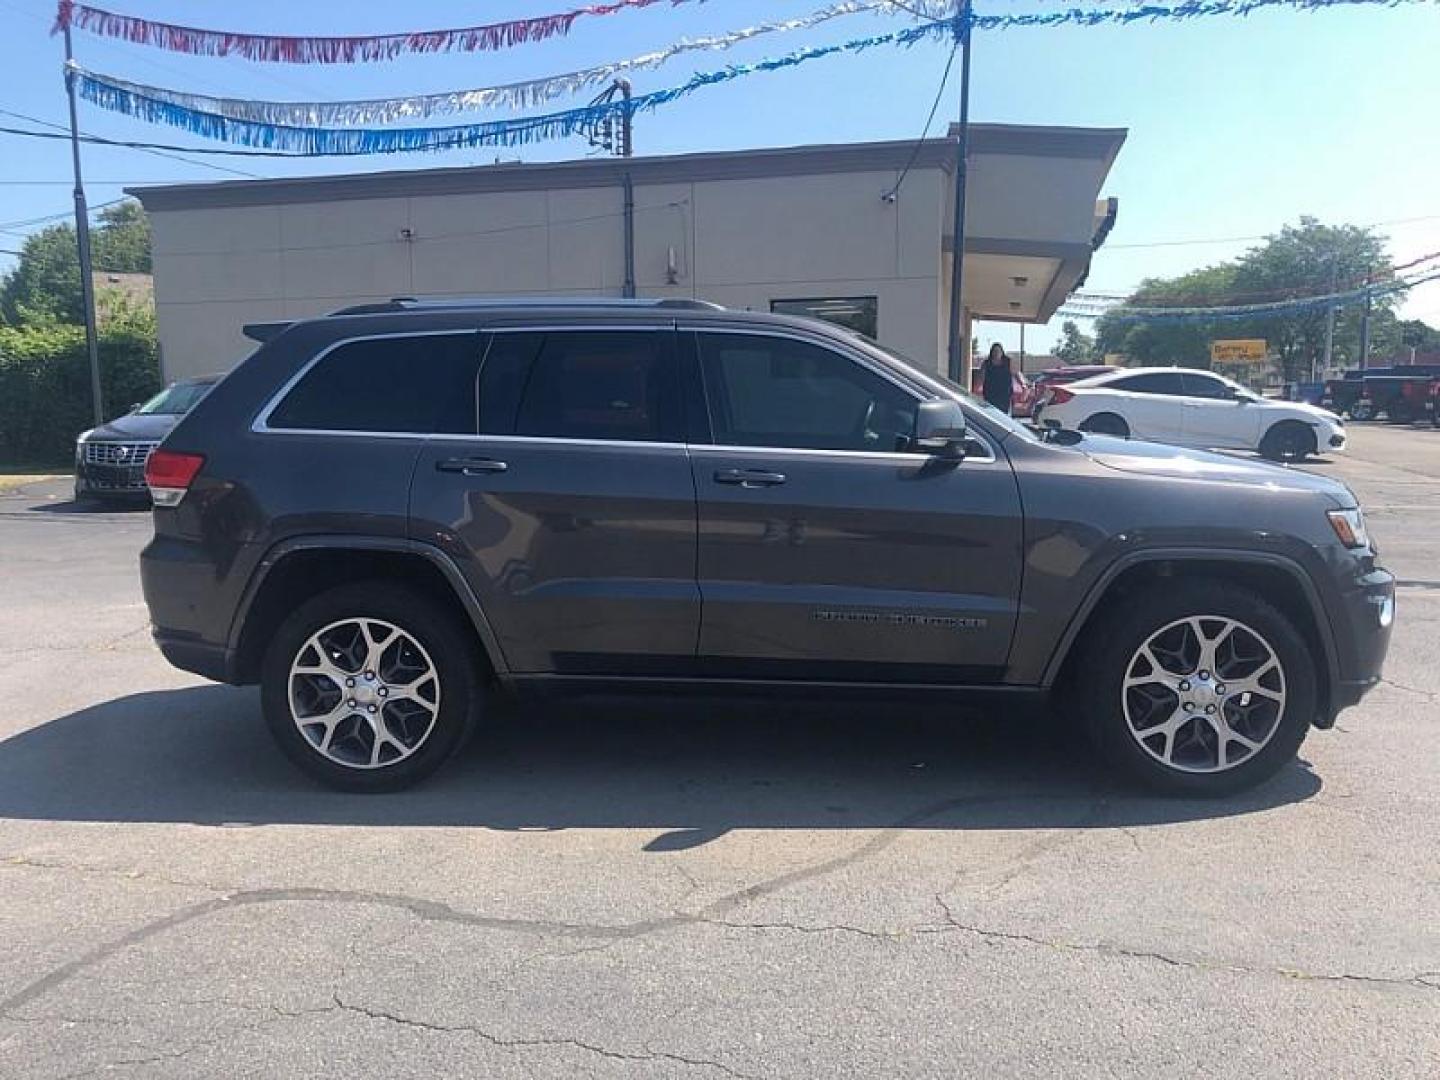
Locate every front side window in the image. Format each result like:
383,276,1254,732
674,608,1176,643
698,332,917,452
267,333,481,433
1181,372,1234,399
1112,372,1187,396
477,330,681,443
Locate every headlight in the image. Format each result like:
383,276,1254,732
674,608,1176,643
1327,508,1370,550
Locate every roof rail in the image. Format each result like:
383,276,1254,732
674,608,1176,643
329,296,725,316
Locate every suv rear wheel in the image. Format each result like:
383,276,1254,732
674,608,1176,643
1076,580,1315,796
261,581,480,792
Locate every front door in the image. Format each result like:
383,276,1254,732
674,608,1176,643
410,327,700,674
686,329,1024,682
1180,371,1262,449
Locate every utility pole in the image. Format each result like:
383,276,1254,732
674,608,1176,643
1321,260,1337,380
1018,323,1025,369
1359,264,1373,370
62,32,104,427
944,3,973,386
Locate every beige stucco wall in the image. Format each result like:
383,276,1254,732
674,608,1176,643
149,165,948,380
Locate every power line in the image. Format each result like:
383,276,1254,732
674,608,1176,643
0,106,264,178
882,38,959,202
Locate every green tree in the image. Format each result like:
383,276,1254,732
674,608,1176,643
0,224,83,324
1054,320,1096,364
92,201,152,274
1096,263,1238,368
1228,216,1392,382
0,200,152,325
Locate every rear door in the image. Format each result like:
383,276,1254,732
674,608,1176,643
685,327,1023,682
410,325,700,675
1103,371,1189,443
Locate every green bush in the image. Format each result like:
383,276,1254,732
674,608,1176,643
0,314,161,465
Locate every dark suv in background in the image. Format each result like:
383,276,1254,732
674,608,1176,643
140,299,1393,795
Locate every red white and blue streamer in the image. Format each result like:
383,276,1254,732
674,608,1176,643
53,0,707,64
72,17,959,154
71,3,900,126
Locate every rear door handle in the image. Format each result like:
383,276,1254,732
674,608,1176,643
435,457,508,476
714,468,786,488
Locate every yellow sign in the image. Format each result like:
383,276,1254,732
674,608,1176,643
1210,339,1267,365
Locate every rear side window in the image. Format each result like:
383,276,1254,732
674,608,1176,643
477,330,681,443
266,333,480,433
697,332,918,452
1111,372,1186,396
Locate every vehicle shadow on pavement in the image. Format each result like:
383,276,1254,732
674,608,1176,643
0,685,1321,843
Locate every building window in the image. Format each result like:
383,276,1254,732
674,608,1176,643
770,297,878,338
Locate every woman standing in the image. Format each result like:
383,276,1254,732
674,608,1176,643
981,343,1014,415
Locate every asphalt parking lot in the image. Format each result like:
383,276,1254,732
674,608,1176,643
1,424,1437,1078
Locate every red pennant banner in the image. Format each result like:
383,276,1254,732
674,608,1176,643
53,0,695,63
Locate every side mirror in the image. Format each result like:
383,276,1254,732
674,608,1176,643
913,399,968,458
129,402,142,413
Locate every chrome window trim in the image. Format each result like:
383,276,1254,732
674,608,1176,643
693,441,998,466
252,328,481,435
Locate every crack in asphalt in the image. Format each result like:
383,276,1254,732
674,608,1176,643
1380,677,1439,701
0,789,1077,1016
928,895,1438,994
331,993,761,1079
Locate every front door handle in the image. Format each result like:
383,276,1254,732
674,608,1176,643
436,456,508,476
714,468,787,488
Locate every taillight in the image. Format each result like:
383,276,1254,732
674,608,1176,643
1048,387,1076,405
144,450,205,507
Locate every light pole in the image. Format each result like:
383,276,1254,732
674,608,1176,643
62,32,105,426
944,3,973,385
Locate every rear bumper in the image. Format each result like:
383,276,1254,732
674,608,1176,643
153,631,234,683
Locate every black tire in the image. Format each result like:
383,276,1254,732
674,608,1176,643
1079,412,1130,437
1074,580,1316,797
261,581,481,792
1258,421,1315,462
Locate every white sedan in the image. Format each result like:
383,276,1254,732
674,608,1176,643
1032,367,1347,462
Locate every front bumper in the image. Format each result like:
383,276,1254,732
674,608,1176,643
1317,562,1394,725
75,460,150,496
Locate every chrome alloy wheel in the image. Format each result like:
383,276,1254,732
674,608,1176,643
1121,616,1287,774
288,618,441,770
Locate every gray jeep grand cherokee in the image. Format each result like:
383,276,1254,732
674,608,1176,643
139,298,1394,795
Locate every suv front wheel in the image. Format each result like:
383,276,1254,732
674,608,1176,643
261,581,480,792
1076,580,1316,796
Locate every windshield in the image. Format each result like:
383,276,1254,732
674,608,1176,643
135,381,213,416
856,335,1041,443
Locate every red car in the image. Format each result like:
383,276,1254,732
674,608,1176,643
969,368,1040,417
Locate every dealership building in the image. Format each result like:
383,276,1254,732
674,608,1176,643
130,122,1125,382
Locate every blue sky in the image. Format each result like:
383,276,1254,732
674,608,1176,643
1,0,1437,352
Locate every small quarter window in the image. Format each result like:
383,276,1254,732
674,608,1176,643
267,334,480,434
